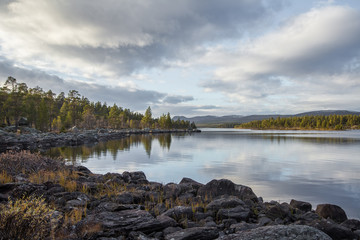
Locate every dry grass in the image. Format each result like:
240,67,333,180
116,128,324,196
0,150,66,177
0,195,60,240
0,170,13,184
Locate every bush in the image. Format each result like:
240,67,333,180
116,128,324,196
0,196,60,240
0,150,66,177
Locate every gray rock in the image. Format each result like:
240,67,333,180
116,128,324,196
197,179,257,202
115,192,134,204
290,199,312,212
156,215,178,228
162,206,194,221
264,202,291,221
217,205,251,222
341,219,360,231
311,219,358,240
89,209,164,236
164,227,219,240
217,225,332,240
206,196,246,212
316,204,347,223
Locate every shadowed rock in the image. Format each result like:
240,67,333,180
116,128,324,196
164,227,219,240
316,204,347,223
290,199,312,212
217,225,332,240
197,179,257,202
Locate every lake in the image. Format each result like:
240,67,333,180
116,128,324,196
45,128,360,219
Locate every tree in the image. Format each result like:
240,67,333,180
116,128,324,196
141,106,152,128
3,77,28,129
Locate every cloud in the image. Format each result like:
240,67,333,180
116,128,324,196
200,5,360,113
0,60,195,111
163,95,194,104
0,0,279,79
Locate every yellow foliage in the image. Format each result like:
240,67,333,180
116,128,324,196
0,196,60,240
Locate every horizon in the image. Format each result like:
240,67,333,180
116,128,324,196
1,0,360,117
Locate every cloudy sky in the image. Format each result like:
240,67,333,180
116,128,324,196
1,0,360,117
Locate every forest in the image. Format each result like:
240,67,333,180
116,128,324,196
235,115,360,130
0,77,196,132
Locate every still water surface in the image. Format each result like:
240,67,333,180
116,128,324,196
45,128,360,218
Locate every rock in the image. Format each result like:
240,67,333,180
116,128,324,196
264,202,291,221
229,222,258,232
197,179,257,202
96,202,135,212
122,171,148,184
311,219,358,240
163,183,182,199
341,219,360,231
290,199,312,212
162,206,194,221
206,195,246,212
217,205,251,222
164,227,219,240
89,209,164,236
218,225,332,240
163,227,182,236
316,204,347,223
115,192,134,204
156,215,178,228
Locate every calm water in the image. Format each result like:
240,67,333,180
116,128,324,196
45,128,360,218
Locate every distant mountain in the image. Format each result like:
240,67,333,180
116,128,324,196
173,110,360,126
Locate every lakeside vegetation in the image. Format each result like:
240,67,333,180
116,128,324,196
235,115,360,130
0,77,196,132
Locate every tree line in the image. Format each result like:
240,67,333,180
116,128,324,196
0,77,196,132
235,115,360,130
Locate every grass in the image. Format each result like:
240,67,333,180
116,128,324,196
0,195,60,240
0,170,13,184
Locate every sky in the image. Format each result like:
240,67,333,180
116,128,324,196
1,0,360,117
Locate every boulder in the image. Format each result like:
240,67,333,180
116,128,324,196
217,225,332,240
316,204,347,223
162,206,194,221
206,195,246,212
164,227,219,240
264,202,291,221
122,171,148,184
341,219,360,231
89,209,164,236
217,205,251,222
290,199,312,212
197,179,257,202
311,219,358,240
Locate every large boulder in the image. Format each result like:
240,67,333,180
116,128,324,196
206,196,246,212
316,204,347,223
87,209,164,236
164,227,219,240
217,225,332,240
290,199,312,212
311,219,358,240
197,179,257,202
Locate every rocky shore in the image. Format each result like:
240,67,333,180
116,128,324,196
0,126,200,152
0,152,359,239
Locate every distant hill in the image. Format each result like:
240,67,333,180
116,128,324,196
173,110,360,127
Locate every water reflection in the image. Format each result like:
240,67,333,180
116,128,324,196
44,129,360,218
46,133,174,163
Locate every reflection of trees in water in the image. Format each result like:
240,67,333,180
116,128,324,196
45,133,174,163
158,134,171,150
263,135,360,145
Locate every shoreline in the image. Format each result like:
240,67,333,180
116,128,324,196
0,151,358,239
0,127,200,152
